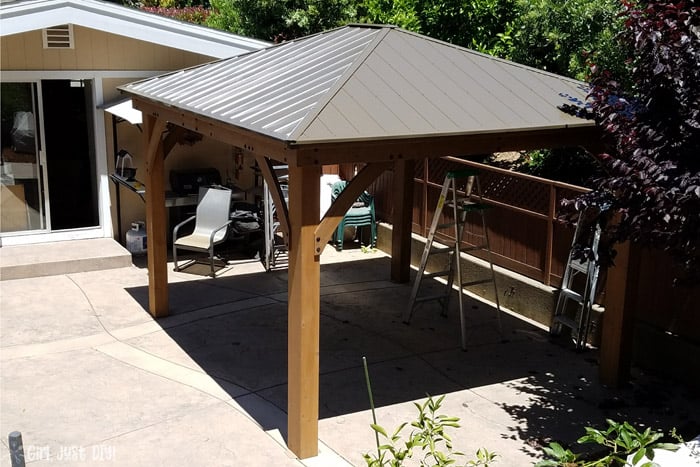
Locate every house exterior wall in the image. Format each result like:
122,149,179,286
1,26,213,71
2,25,258,246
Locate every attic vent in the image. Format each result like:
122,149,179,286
43,25,74,49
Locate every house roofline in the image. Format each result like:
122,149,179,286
0,0,269,58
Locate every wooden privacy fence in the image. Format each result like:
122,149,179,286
343,157,589,287
338,157,700,359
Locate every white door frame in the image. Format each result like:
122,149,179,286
1,70,158,246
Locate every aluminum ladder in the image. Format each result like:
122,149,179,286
550,209,603,350
404,168,501,349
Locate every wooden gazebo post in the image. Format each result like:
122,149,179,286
286,163,322,458
391,159,415,283
143,114,169,318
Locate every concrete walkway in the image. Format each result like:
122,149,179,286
1,247,698,466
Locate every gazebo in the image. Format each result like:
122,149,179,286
120,24,607,459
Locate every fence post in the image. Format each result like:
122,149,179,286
600,237,637,387
422,158,429,237
9,431,25,467
543,184,556,286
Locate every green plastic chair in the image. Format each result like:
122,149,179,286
331,180,377,251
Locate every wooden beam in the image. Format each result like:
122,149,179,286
132,98,291,163
131,96,603,169
314,162,390,252
599,239,638,386
391,159,415,283
287,164,321,459
143,114,169,318
293,126,602,166
254,154,290,239
162,125,186,157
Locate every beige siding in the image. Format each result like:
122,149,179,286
2,25,213,71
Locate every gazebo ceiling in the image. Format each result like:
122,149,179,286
121,24,594,150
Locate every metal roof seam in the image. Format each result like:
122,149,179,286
286,27,386,141
394,26,589,87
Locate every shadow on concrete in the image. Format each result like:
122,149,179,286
124,252,700,455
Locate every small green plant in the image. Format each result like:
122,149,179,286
361,357,496,467
363,395,497,466
536,419,680,467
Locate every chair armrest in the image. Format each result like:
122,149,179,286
173,215,196,240
209,220,233,244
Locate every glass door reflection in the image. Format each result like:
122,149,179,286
1,82,46,233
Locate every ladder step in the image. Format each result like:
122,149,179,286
461,278,493,287
553,315,579,331
437,222,459,229
460,202,488,212
424,270,451,279
415,293,450,303
428,247,453,255
444,200,488,212
445,198,470,206
560,288,583,304
569,260,589,273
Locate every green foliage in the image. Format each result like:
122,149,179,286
207,0,356,41
363,395,497,467
359,0,516,56
573,1,700,284
515,148,603,187
359,0,422,31
418,0,517,55
508,0,626,80
535,419,679,467
140,5,210,23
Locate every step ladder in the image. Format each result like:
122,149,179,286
404,168,501,349
550,209,604,350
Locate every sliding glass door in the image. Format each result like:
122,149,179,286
1,79,98,236
0,82,46,233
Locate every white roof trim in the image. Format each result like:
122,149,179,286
0,0,269,59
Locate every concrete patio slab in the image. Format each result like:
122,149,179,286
1,246,698,466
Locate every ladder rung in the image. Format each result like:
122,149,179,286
446,198,470,206
554,315,579,331
569,260,589,273
460,202,488,212
437,222,458,229
460,278,493,287
424,270,451,278
428,247,453,255
560,288,583,304
444,200,488,212
415,293,450,303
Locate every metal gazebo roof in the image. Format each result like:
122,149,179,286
122,24,594,149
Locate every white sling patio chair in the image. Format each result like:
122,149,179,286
173,185,232,277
